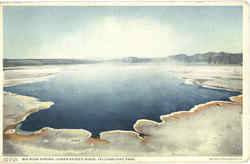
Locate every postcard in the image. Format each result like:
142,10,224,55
0,1,249,163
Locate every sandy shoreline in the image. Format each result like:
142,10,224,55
3,65,243,156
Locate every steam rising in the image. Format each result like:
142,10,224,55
40,17,183,59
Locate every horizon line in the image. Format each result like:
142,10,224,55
3,51,243,60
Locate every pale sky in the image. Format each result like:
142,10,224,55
3,6,242,59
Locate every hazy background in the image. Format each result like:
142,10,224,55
3,6,242,59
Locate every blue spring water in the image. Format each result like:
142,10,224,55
4,65,240,136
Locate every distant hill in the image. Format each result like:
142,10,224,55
3,59,99,67
116,52,242,65
106,57,152,63
3,52,242,67
168,52,242,64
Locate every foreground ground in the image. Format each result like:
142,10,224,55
2,64,243,156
